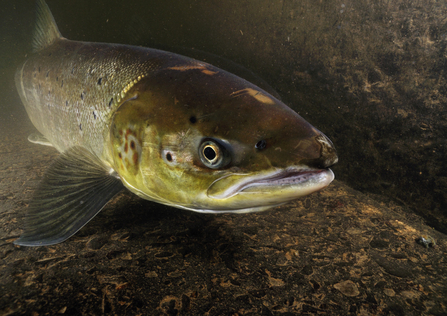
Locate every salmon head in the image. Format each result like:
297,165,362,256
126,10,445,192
110,61,338,213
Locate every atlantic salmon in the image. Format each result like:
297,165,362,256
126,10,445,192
14,0,338,246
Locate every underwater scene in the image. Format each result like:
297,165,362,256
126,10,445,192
1,0,446,314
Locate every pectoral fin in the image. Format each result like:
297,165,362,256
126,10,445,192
14,146,124,246
28,133,53,147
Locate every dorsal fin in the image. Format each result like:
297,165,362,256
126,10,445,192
33,0,63,52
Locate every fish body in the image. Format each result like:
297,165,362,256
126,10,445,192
14,0,338,246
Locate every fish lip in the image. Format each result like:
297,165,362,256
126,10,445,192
242,168,327,189
207,167,334,200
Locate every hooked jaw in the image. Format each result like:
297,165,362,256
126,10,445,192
199,166,334,213
235,168,334,195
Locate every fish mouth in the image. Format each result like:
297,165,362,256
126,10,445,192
207,167,334,201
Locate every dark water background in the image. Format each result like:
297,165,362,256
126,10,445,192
1,0,447,233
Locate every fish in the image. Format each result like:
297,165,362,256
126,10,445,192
14,0,338,246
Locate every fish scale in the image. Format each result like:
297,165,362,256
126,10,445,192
16,39,196,158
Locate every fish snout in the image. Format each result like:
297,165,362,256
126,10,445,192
312,133,338,169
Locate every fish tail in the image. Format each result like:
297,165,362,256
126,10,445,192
33,0,63,52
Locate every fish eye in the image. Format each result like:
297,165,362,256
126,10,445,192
199,139,230,169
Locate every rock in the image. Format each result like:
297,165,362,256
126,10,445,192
334,280,360,297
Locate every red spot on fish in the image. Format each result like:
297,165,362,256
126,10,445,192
124,142,128,153
133,152,138,165
125,129,132,140
118,152,122,159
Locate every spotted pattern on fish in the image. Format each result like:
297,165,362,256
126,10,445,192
115,126,142,175
15,40,195,159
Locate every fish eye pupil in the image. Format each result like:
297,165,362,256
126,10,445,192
189,116,197,124
199,139,230,169
166,152,172,162
255,139,266,150
203,146,216,161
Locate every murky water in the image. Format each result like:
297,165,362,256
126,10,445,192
1,1,447,314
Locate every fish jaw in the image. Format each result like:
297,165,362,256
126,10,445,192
197,167,334,213
207,167,334,200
